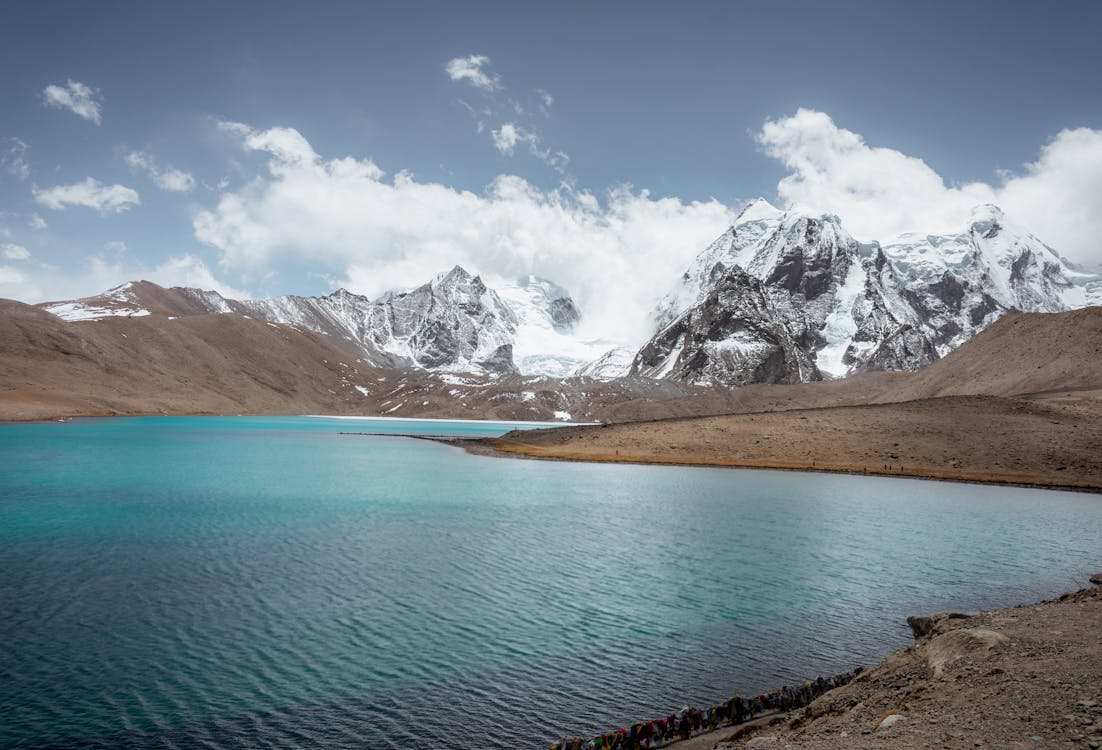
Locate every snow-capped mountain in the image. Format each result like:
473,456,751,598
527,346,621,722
636,200,937,385
363,266,518,372
633,265,821,386
626,200,1096,387
882,204,1098,354
34,200,1100,388
39,268,593,376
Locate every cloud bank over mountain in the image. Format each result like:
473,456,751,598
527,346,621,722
194,121,735,341
759,109,1102,268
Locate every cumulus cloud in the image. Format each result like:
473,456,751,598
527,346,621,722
29,213,48,230
758,109,1102,267
195,123,734,342
125,150,196,192
2,138,31,179
2,242,30,261
34,178,140,213
444,55,501,91
41,79,103,125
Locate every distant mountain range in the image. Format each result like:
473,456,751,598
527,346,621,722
27,200,1102,391
38,267,601,377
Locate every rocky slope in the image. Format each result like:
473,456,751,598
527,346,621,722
883,204,1097,354
5,301,1100,425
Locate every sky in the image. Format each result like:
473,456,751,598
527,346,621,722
2,0,1101,340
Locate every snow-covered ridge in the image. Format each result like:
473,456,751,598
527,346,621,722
33,200,1098,387
41,282,153,321
633,200,1095,387
37,269,596,378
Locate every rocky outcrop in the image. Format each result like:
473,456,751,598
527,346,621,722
632,266,820,387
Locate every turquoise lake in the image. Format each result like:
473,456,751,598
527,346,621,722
1,416,1100,749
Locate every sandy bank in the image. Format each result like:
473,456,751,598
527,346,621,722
472,392,1102,492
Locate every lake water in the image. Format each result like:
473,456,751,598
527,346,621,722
1,416,1099,749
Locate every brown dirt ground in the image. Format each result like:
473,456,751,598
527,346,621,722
479,390,1102,492
689,585,1102,750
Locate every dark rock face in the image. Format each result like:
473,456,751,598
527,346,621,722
858,325,940,374
642,209,938,386
477,344,515,372
907,615,936,640
632,267,820,387
548,297,581,331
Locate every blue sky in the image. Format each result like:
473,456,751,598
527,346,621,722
2,0,1101,333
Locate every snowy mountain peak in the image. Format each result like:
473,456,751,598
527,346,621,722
734,197,783,224
432,264,479,287
628,201,1095,388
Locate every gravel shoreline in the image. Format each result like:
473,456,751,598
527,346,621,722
697,583,1102,750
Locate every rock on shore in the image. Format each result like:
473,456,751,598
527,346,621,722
710,586,1102,749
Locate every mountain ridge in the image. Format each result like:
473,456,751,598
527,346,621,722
31,199,1101,390
631,200,1098,387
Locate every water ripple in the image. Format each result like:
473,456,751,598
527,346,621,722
1,417,1101,748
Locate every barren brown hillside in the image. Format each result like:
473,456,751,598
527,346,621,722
480,308,1102,490
4,301,1102,491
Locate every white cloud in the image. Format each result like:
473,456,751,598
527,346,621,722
444,55,501,91
3,251,247,305
29,213,48,230
2,243,30,261
155,168,197,192
2,138,31,179
490,121,569,173
195,123,734,342
41,79,103,125
447,58,569,174
0,265,38,301
124,150,196,192
34,178,140,213
492,123,519,155
758,109,1102,267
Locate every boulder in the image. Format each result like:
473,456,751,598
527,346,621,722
907,615,936,640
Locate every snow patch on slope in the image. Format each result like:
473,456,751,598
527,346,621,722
816,258,865,377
